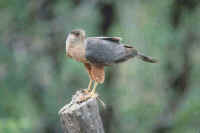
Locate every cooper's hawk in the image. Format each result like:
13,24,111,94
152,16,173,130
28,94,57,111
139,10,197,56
66,29,157,97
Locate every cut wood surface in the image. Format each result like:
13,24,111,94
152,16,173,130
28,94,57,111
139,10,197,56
59,90,105,133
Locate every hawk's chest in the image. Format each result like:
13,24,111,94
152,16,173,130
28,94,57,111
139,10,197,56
66,43,88,63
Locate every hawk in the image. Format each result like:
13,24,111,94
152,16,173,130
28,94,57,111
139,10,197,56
66,29,157,97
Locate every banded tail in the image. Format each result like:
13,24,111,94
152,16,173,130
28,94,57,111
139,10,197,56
137,52,158,63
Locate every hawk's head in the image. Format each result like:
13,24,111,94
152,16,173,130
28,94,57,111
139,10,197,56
66,29,86,44
66,29,86,54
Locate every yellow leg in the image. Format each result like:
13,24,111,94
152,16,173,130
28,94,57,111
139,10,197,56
91,81,98,96
87,79,93,92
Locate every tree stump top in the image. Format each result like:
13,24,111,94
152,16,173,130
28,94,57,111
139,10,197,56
59,90,105,133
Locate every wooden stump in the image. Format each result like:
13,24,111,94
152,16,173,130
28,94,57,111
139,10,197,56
59,90,105,133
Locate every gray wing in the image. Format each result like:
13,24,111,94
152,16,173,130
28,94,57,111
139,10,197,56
87,37,122,43
85,38,137,66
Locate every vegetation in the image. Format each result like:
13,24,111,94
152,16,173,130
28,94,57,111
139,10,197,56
0,0,200,133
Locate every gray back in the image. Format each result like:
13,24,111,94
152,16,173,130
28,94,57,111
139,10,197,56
85,38,135,66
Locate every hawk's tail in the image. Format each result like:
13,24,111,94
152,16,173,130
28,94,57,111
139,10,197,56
137,52,158,63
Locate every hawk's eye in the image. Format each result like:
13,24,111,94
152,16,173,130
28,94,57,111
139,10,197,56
75,32,80,36
71,30,81,37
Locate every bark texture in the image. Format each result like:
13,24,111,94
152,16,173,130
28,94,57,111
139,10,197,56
59,90,105,133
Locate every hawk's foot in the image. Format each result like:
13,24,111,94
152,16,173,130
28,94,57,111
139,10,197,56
77,91,98,103
89,92,98,98
82,89,90,94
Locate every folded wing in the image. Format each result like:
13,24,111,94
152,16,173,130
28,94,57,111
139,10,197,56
87,37,122,43
85,37,137,66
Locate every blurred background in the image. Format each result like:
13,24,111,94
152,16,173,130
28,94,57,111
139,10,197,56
0,0,200,133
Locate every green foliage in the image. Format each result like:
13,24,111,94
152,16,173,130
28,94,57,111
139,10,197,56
0,0,200,133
